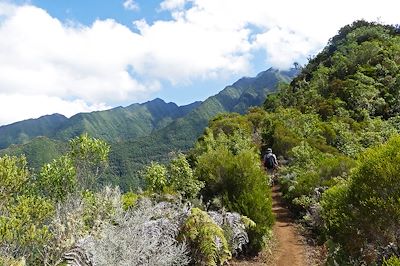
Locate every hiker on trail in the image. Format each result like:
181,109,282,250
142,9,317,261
263,148,278,184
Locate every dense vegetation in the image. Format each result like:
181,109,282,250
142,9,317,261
0,129,271,265
259,21,400,264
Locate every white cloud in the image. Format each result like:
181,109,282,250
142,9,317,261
0,94,110,126
123,0,139,11
160,0,188,11
254,27,321,69
132,18,252,83
158,0,398,69
0,5,155,104
0,0,398,125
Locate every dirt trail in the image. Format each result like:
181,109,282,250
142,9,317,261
271,185,308,266
231,185,310,266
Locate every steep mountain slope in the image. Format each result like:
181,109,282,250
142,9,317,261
0,114,68,149
55,99,201,142
0,99,201,149
109,68,298,189
266,21,400,121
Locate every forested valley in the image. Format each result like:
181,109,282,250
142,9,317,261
1,20,400,265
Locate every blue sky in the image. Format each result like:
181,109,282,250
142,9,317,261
0,0,398,125
29,0,171,28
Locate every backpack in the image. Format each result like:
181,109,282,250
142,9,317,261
264,155,275,169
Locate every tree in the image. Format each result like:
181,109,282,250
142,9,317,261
0,155,29,207
143,162,168,193
68,133,110,190
169,154,204,199
38,155,76,202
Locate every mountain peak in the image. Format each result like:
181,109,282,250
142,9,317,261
232,68,298,90
145,98,166,104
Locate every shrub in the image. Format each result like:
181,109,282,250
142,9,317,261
0,195,54,264
68,133,110,190
208,211,255,255
322,135,400,262
82,186,123,231
143,162,168,193
0,155,29,206
121,191,138,210
83,199,190,266
38,155,76,202
195,133,273,253
169,154,204,199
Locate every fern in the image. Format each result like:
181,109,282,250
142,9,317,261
384,256,400,266
181,208,231,266
208,211,255,254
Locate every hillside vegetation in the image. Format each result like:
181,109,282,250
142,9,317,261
0,126,271,265
259,20,400,264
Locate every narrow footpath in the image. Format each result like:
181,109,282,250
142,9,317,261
271,185,307,266
231,185,315,266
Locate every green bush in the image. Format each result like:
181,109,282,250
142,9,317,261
143,162,168,193
209,113,253,137
0,155,29,205
68,133,110,190
322,135,400,261
321,179,354,247
0,195,54,263
169,154,204,199
121,191,138,210
194,131,273,253
38,155,76,202
281,141,355,212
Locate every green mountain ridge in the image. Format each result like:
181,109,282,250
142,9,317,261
0,114,68,149
0,98,201,149
55,98,202,142
1,68,298,189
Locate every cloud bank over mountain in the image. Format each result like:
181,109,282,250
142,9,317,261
0,0,397,125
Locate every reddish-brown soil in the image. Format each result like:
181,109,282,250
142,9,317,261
231,185,319,266
270,185,308,266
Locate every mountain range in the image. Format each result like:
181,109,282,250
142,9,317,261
0,67,298,190
0,99,202,149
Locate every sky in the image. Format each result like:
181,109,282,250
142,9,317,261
0,0,398,126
